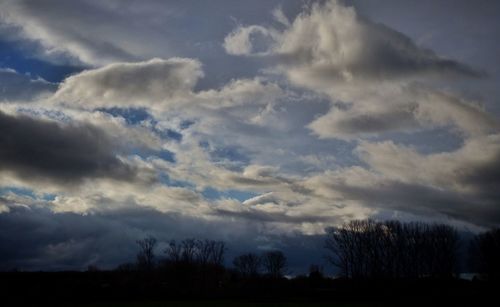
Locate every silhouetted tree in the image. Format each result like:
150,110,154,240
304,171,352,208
308,264,324,279
262,250,287,278
469,228,500,280
325,220,459,279
136,236,157,270
181,238,197,263
207,240,226,266
164,238,226,266
233,252,261,276
425,224,459,278
325,220,378,279
165,240,183,263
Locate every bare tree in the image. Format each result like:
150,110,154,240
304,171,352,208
325,220,379,278
196,239,226,266
136,236,157,270
181,238,197,263
325,220,460,279
164,238,226,266
208,240,226,266
164,240,183,263
325,226,350,278
196,239,212,265
426,224,459,278
233,253,261,276
261,250,287,278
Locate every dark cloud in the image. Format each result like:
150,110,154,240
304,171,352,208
213,208,334,224
309,106,418,139
332,179,500,227
460,151,500,201
0,205,328,274
340,18,485,80
335,137,500,227
0,111,137,183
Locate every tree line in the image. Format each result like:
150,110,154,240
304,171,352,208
130,220,499,281
2,219,499,305
325,220,499,280
133,237,288,278
325,220,459,279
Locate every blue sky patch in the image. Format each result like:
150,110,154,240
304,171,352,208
202,187,257,202
97,107,151,125
0,39,82,83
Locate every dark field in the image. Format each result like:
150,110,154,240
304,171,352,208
13,301,498,307
14,302,393,307
3,271,497,307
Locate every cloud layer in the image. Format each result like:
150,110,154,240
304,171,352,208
0,0,499,270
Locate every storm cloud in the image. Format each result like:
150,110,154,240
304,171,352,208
0,111,137,183
0,204,327,273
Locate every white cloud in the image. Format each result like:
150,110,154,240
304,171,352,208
224,0,492,139
271,7,291,28
308,86,497,139
223,25,277,56
281,1,479,82
356,134,500,195
50,57,288,116
0,0,180,65
299,134,500,226
196,78,283,108
52,58,203,110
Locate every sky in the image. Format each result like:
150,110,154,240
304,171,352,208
0,0,499,273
